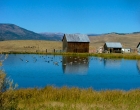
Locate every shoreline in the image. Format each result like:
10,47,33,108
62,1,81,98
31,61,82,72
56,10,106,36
1,51,140,60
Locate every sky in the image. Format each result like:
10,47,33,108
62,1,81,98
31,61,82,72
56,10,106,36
1,0,140,34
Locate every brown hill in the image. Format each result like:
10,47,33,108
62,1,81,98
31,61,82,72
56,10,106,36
89,33,140,50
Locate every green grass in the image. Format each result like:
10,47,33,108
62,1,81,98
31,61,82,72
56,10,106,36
1,52,140,60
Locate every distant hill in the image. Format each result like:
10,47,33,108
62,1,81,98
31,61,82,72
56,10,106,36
0,24,45,40
0,24,63,41
89,33,140,49
40,32,64,41
87,34,102,36
0,24,140,49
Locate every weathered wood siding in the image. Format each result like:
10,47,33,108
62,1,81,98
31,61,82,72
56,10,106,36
62,38,89,53
67,42,89,53
62,34,90,53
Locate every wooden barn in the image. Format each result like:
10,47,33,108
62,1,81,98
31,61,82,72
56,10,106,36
104,42,122,53
137,42,140,54
62,34,90,53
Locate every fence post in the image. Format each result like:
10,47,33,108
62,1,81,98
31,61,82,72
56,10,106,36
46,49,47,53
54,49,55,53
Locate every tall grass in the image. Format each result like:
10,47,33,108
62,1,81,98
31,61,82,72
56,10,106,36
0,86,140,110
2,51,140,59
0,71,6,92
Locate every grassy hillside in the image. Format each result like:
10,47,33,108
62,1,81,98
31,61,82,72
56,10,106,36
89,33,140,50
0,24,47,40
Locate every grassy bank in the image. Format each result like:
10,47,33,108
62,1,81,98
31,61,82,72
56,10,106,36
1,70,140,110
1,51,140,60
0,86,140,110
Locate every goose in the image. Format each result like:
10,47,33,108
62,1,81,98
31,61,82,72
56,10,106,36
19,58,23,61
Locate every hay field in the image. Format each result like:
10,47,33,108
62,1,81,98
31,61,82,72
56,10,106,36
0,40,62,53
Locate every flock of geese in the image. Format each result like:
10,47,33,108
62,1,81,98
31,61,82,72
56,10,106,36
16,55,115,68
0,54,117,67
19,55,61,64
17,55,94,66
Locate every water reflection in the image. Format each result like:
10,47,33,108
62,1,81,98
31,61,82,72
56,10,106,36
103,59,121,68
62,56,89,74
2,54,140,90
137,60,140,73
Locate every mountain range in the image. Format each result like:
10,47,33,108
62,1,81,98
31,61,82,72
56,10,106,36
0,23,140,41
0,24,64,41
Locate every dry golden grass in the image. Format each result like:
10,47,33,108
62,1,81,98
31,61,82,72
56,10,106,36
89,33,140,50
0,40,62,53
1,87,140,110
0,33,139,53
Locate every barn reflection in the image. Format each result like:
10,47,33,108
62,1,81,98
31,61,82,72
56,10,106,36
103,58,121,68
137,60,140,73
62,56,89,74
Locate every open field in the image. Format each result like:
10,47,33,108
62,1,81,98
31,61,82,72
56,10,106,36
0,33,140,53
0,40,62,53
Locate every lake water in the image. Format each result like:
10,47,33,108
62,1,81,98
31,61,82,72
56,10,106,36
1,54,140,91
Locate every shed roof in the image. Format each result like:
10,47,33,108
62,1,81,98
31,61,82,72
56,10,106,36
63,34,90,42
137,42,140,48
105,42,122,48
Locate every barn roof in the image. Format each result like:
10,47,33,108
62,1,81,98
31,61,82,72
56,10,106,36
63,34,90,42
105,42,122,48
137,42,140,48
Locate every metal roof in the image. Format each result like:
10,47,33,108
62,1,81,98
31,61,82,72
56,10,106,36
105,42,122,48
64,34,90,42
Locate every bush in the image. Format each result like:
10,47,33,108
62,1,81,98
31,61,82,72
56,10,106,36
0,71,18,110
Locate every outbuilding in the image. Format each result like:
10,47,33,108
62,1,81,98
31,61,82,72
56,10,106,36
104,42,122,53
62,34,90,53
137,42,140,54
122,48,131,53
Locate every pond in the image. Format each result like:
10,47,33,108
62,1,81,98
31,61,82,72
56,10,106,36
1,54,140,91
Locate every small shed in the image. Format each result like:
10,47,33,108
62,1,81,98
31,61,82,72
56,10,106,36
62,34,90,53
104,42,122,53
137,42,140,54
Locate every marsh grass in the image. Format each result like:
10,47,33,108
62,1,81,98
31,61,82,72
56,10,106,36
0,71,6,92
2,52,140,60
0,86,140,110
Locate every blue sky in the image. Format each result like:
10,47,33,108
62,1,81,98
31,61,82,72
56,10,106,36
1,0,140,34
